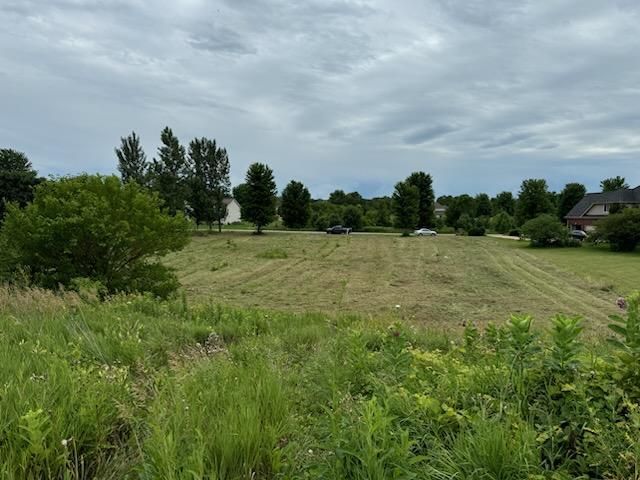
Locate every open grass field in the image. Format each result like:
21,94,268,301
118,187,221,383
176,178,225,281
164,232,637,332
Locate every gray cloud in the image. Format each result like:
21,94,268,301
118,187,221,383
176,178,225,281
404,125,457,145
0,0,639,197
481,132,533,149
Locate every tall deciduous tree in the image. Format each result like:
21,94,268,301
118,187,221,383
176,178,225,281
406,171,435,228
445,194,474,228
115,131,148,185
600,176,629,192
492,191,515,215
392,181,419,231
343,205,364,230
243,163,277,233
187,137,230,231
557,183,586,220
0,149,39,220
474,193,492,217
150,127,189,215
280,180,311,229
515,179,554,225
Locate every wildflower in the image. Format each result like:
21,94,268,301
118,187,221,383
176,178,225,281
394,304,401,309
617,297,628,310
61,437,72,447
308,449,314,454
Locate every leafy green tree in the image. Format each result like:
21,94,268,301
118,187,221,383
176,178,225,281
445,194,474,227
150,127,189,215
187,137,230,231
515,179,554,225
436,195,453,206
345,191,364,206
521,214,569,247
490,211,515,234
492,191,515,215
474,193,492,217
328,189,347,205
594,208,640,252
243,163,277,233
601,176,629,192
280,180,311,229
392,181,419,231
115,131,148,185
343,205,364,230
0,175,190,297
557,183,586,220
0,149,39,220
406,171,435,228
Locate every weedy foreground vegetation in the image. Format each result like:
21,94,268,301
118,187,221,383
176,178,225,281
2,286,640,479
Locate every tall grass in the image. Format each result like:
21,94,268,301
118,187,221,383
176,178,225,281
1,287,640,478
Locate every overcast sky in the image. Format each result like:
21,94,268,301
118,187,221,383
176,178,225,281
1,0,639,198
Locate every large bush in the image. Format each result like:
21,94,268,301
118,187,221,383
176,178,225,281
521,214,570,247
0,175,190,297
490,211,515,234
594,208,640,252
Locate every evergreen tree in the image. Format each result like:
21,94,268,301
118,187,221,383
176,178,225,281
474,193,493,217
392,181,419,231
515,179,554,225
187,138,230,231
0,149,39,220
406,171,436,228
280,180,311,229
492,191,515,215
600,176,629,192
115,131,148,185
557,183,586,220
149,127,189,215
243,163,277,233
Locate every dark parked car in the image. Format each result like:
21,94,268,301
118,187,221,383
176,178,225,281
570,229,588,240
326,225,352,235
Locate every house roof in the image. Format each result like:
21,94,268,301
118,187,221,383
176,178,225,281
434,202,447,211
565,186,640,219
223,197,235,206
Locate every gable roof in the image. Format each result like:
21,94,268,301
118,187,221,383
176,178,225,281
565,186,640,219
223,197,235,206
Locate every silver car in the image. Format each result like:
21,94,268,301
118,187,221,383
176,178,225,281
414,228,437,236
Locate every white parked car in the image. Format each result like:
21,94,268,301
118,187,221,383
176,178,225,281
414,228,437,236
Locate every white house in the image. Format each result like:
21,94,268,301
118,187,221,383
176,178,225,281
222,197,242,224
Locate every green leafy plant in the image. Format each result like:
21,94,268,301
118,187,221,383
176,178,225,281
608,293,640,397
0,175,190,297
548,314,583,374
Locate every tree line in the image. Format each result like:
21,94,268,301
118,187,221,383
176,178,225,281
115,128,231,231
0,141,634,236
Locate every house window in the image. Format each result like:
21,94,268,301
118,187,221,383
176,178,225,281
604,204,609,212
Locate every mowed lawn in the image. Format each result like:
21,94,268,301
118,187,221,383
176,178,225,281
164,232,638,331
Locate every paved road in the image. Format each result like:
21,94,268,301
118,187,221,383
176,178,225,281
214,229,458,236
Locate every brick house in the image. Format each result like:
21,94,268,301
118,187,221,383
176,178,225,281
564,185,640,231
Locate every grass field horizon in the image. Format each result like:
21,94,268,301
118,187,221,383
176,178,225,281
164,232,637,332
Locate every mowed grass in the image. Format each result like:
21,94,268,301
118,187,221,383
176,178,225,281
507,240,639,295
164,232,636,331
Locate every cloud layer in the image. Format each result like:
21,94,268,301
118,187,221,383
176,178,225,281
1,0,639,197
